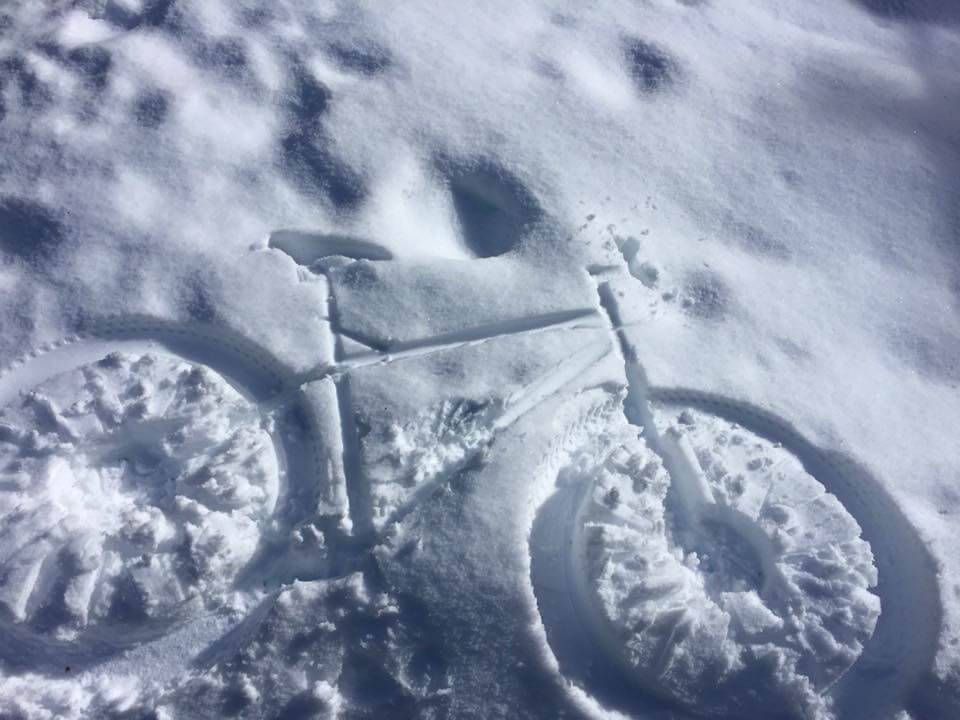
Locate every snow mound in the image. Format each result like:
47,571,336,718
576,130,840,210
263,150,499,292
0,352,279,641
570,409,880,719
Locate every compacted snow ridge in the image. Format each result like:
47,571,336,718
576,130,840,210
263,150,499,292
1,1,958,718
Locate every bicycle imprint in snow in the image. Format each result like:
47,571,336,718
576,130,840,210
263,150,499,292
0,256,607,688
0,242,941,720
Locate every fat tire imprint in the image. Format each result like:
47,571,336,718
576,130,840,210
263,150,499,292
0,316,344,684
529,277,940,720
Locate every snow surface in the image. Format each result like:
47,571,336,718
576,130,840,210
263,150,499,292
0,0,959,718
568,409,880,718
0,352,279,639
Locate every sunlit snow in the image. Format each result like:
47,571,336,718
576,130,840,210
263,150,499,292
0,1,958,719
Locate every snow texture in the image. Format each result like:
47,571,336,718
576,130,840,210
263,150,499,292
0,352,278,640
569,412,880,718
0,0,958,718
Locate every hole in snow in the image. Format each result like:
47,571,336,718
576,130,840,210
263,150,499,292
132,88,171,129
326,41,392,75
103,0,178,31
287,66,332,125
281,131,367,211
194,37,250,82
65,46,112,92
0,196,66,264
623,38,678,94
440,158,544,258
0,55,53,111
